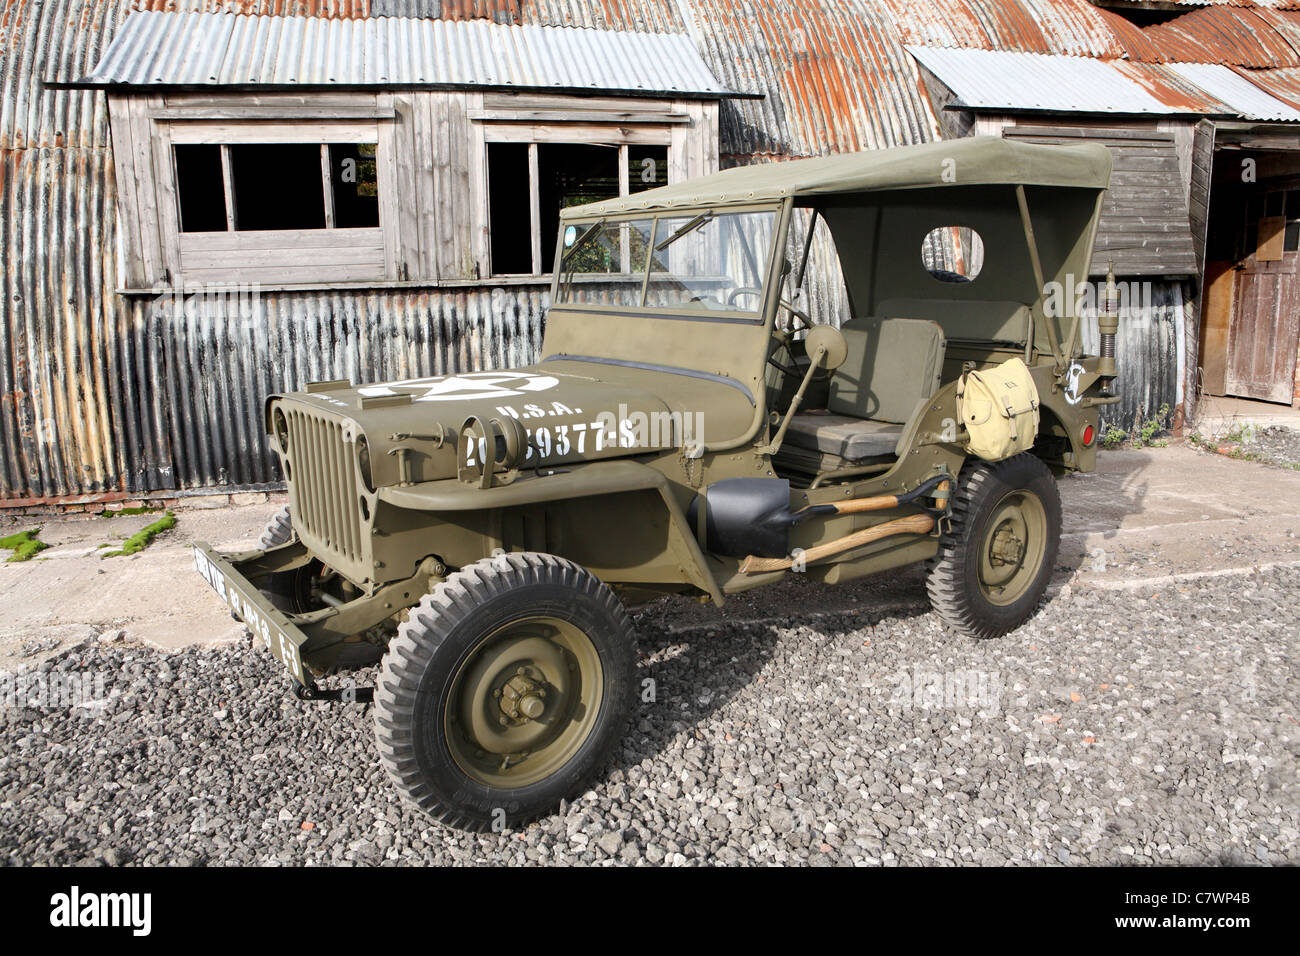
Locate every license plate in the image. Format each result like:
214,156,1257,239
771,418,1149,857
193,545,306,685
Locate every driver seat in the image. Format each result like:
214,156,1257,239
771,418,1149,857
778,316,946,472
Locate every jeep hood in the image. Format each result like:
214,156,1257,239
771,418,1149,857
269,366,688,488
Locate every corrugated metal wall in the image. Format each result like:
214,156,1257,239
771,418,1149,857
145,286,547,489
1080,280,1186,431
2,0,136,501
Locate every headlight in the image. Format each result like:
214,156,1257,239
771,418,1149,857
273,408,290,452
357,435,375,492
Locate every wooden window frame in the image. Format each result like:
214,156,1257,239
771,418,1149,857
475,119,675,279
154,112,399,288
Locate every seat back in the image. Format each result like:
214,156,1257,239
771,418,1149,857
827,317,946,423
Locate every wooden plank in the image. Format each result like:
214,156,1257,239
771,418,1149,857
390,95,422,282
152,106,396,121
481,123,673,146
163,92,378,110
528,142,541,276
466,92,490,280
178,262,388,285
320,144,336,229
169,121,379,145
1199,260,1235,395
1008,125,1173,144
1098,220,1202,234
702,100,719,176
150,99,183,283
467,109,690,125
412,93,438,279
1257,216,1285,261
481,93,678,114
179,243,386,269
128,98,166,283
450,94,475,279
618,144,630,271
376,93,401,280
177,226,383,252
435,93,454,279
106,97,146,287
220,145,237,231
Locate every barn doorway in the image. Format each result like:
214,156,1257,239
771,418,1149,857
1200,146,1300,407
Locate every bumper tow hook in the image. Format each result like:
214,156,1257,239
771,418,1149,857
292,680,374,704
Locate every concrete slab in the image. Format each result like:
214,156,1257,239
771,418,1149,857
1194,394,1300,438
0,503,281,670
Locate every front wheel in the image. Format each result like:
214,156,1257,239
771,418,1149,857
926,453,1061,639
252,505,322,614
374,552,636,830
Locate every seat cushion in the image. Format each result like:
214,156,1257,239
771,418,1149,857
783,412,903,461
828,316,945,424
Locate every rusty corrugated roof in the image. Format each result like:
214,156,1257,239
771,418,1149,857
882,0,1125,56
1235,64,1300,107
1153,1,1300,9
681,0,944,161
1133,7,1300,66
1168,60,1300,116
1111,59,1238,111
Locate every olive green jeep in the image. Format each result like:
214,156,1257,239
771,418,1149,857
194,137,1119,830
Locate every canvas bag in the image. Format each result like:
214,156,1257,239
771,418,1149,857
957,357,1040,461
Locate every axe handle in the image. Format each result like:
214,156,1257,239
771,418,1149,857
740,512,935,574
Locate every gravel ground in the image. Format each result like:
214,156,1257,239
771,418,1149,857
1240,425,1300,469
1192,424,1300,470
2,565,1296,866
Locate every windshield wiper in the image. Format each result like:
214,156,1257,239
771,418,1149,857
655,213,713,252
560,219,606,268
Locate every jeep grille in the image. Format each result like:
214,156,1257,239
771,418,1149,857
282,405,364,569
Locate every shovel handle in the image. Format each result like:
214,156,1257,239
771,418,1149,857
796,477,951,519
740,512,935,574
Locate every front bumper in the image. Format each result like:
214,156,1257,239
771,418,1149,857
193,542,309,685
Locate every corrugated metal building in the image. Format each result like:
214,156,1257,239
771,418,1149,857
4,0,1300,505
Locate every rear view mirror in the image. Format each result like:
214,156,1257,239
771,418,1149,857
804,325,847,371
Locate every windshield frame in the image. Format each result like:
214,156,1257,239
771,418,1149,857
549,201,786,325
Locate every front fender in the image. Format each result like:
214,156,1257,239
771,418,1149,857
376,460,724,605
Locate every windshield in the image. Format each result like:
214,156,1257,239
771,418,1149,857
556,209,778,316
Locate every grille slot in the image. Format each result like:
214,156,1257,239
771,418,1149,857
283,406,363,567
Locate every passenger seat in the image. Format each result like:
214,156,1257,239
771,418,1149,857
781,317,946,467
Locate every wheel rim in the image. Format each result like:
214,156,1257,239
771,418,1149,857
444,617,604,789
977,489,1048,606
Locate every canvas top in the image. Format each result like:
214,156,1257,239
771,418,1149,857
564,137,1112,219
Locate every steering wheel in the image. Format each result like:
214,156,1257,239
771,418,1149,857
778,299,812,333
727,287,761,307
727,285,812,330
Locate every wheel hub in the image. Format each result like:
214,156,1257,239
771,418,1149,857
445,619,604,789
498,668,547,724
989,522,1026,567
977,490,1048,607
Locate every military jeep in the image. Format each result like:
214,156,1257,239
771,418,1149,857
194,137,1119,830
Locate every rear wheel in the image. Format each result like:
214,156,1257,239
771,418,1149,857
926,454,1061,639
374,552,636,830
